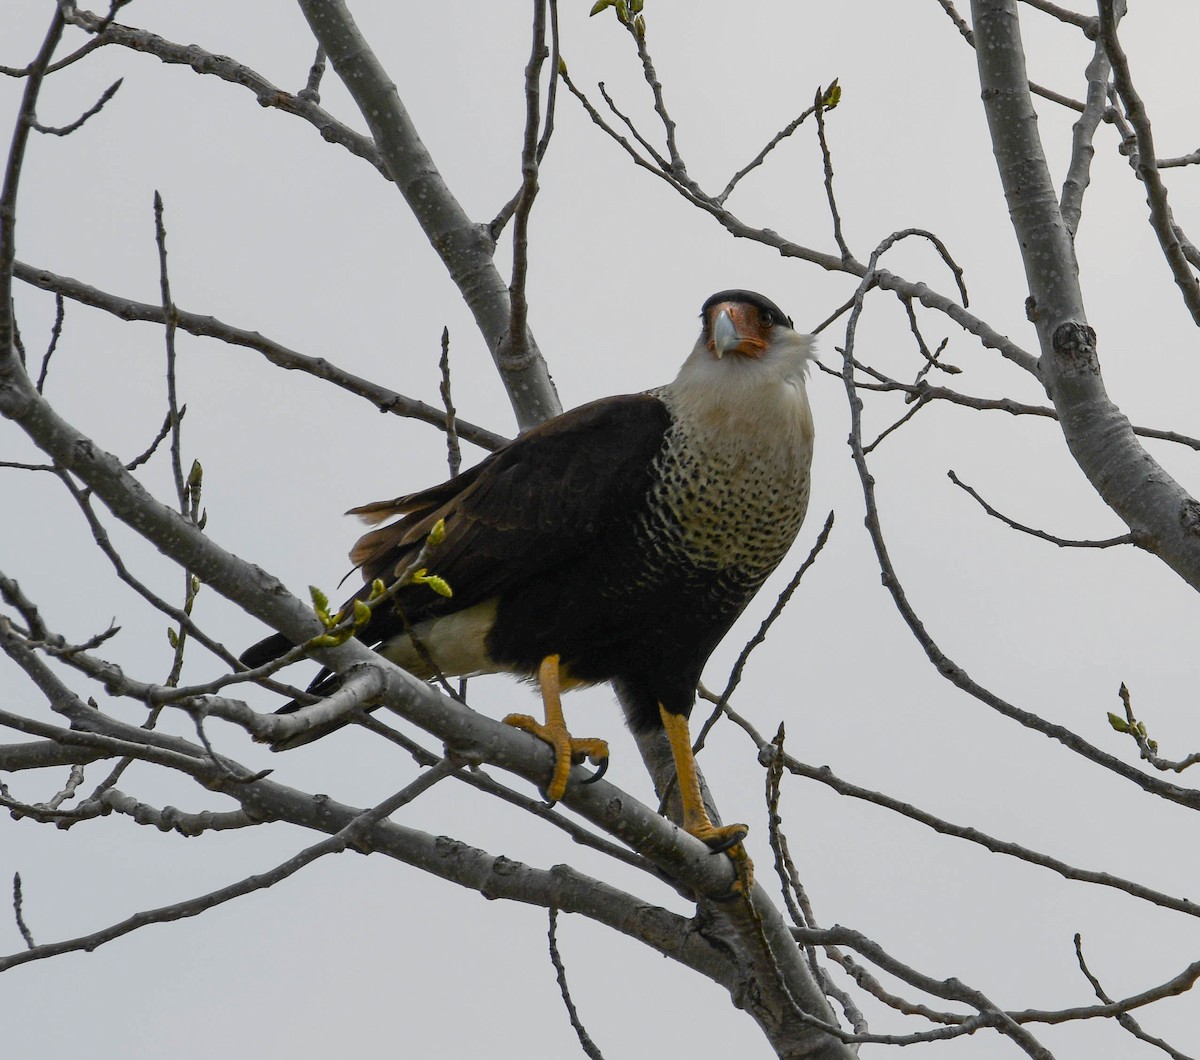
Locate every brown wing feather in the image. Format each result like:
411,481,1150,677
344,393,672,637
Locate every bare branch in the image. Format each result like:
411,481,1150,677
34,292,64,393
60,7,389,175
1108,684,1200,774
768,745,1200,920
11,873,35,949
971,0,1200,591
296,44,326,103
547,908,607,1060
934,0,1088,112
814,85,851,262
295,0,561,429
0,7,65,358
948,469,1135,548
1060,32,1111,236
13,261,507,451
1158,149,1200,170
506,0,550,378
1098,0,1200,324
1074,934,1197,1060
0,762,463,975
438,327,462,478
30,77,121,135
717,103,820,205
693,512,835,755
814,357,1200,452
1020,0,1097,31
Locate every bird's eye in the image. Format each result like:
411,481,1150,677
760,310,775,328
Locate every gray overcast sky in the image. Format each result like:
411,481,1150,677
3,2,1199,1057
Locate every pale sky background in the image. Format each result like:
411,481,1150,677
2,2,1199,1058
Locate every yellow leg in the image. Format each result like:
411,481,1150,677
503,655,609,803
660,705,753,892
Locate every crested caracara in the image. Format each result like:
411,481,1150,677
243,290,815,870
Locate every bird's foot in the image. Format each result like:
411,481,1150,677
683,818,754,894
687,818,749,853
502,712,610,803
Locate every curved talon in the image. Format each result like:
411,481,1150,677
581,755,609,785
701,822,749,855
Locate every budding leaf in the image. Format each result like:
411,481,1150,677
822,79,842,110
427,518,446,548
1107,712,1131,734
412,568,453,598
589,0,614,14
309,629,353,649
167,628,179,649
352,599,372,630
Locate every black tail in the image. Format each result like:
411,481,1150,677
240,631,361,749
239,631,296,670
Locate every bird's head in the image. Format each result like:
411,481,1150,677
702,289,792,360
669,290,816,436
680,290,815,385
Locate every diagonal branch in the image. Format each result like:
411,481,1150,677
971,0,1200,592
13,261,507,451
294,0,560,430
1097,0,1200,324
0,8,65,358
948,470,1135,548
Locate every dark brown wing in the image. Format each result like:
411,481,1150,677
239,393,671,672
347,392,672,639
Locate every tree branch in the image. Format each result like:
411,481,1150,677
294,0,561,430
1098,0,1200,324
13,261,507,451
971,0,1200,591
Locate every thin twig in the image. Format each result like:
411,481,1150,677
693,511,835,755
31,78,122,135
34,293,64,393
505,0,550,374
949,470,1135,548
717,104,819,205
933,0,1088,112
1109,683,1200,774
12,873,35,949
0,763,461,974
439,326,462,478
814,84,851,262
863,393,931,454
152,193,187,511
13,262,507,451
1074,934,1196,1060
1099,0,1200,325
837,231,1200,814
1060,31,1111,238
297,45,325,103
0,8,66,358
547,908,607,1060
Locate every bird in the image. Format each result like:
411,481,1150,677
242,289,815,862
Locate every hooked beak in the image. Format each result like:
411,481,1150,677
708,302,769,359
711,309,740,359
